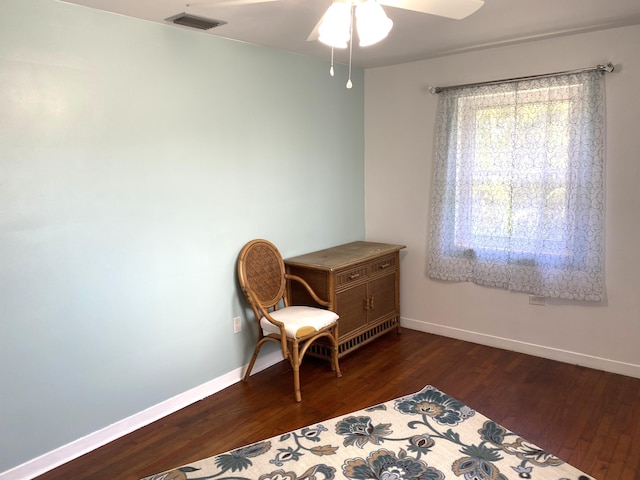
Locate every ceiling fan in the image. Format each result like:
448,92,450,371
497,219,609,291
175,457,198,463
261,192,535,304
309,0,484,45
186,0,484,86
187,0,484,44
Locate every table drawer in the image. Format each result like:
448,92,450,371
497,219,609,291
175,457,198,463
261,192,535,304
336,264,369,287
368,254,397,275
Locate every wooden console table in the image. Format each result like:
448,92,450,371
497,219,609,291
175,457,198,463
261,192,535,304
284,241,405,359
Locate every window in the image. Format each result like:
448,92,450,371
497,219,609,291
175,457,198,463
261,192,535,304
428,71,605,301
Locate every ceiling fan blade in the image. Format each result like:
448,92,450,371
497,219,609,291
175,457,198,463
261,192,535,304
189,0,280,8
378,0,484,19
306,11,327,42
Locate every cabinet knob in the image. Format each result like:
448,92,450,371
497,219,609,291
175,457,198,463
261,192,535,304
364,295,374,309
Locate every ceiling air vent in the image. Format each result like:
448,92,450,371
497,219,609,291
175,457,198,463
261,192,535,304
165,13,227,30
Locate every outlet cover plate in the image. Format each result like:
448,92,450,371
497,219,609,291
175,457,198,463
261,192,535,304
529,295,546,306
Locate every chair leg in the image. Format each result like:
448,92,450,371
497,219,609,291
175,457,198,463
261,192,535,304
243,339,266,382
291,340,302,402
331,325,342,378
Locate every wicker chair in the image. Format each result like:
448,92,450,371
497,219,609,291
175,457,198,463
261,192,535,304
237,239,341,402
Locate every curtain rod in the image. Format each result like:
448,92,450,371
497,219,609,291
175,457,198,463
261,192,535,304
430,62,614,94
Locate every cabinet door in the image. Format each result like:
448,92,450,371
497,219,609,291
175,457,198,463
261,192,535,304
367,273,397,323
335,283,368,336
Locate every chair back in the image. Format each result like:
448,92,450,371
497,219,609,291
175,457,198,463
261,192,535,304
237,239,287,311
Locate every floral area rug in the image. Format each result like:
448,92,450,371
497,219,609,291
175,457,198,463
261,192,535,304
141,385,594,480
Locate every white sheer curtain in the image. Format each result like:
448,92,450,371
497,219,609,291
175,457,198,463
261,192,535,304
428,71,605,301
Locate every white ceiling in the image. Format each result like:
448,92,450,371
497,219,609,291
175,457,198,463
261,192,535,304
60,0,640,68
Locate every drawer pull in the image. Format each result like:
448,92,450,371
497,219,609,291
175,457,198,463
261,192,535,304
379,263,391,269
349,273,361,280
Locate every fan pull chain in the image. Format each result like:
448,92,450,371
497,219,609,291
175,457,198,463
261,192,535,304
330,47,335,77
346,4,354,89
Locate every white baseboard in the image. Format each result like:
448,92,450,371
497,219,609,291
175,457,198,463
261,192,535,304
401,317,640,379
0,351,284,480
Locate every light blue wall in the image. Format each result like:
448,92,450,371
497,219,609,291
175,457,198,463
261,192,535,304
0,0,364,471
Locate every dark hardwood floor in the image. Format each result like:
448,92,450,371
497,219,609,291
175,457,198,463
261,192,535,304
35,329,640,480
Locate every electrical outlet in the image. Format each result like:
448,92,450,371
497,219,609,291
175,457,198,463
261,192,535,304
529,295,546,306
233,316,242,333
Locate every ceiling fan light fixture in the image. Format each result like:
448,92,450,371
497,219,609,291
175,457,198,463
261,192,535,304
318,2,352,49
356,0,393,47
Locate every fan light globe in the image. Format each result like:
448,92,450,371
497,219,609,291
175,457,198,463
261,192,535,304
356,0,393,46
318,2,352,49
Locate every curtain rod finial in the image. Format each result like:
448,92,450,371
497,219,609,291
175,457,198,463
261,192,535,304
599,62,614,73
